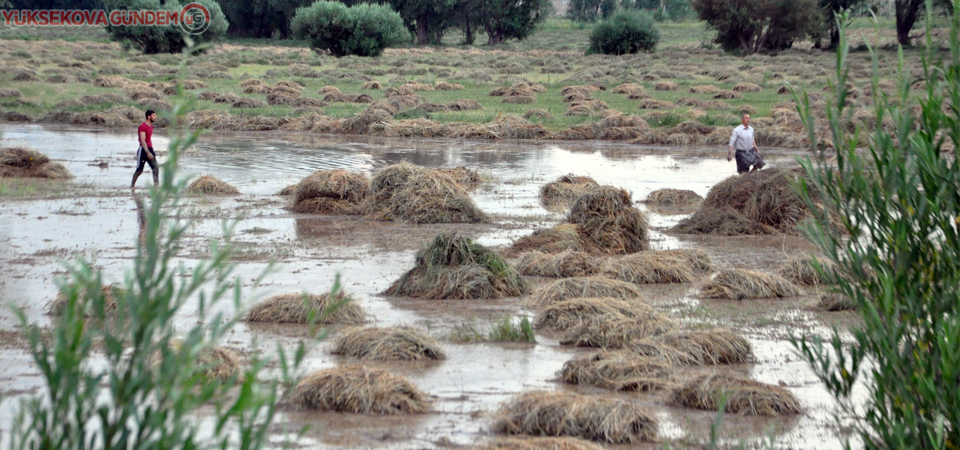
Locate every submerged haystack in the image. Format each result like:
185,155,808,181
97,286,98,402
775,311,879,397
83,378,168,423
539,174,599,211
244,291,365,324
385,232,527,299
0,147,72,179
700,269,803,299
526,277,642,308
507,224,585,256
365,162,487,223
776,256,836,285
332,326,447,360
671,373,801,415
643,188,703,207
515,250,603,278
559,350,673,391
658,329,753,365
187,175,239,195
535,297,650,332
568,186,649,254
292,169,368,214
474,437,605,450
671,168,820,235
48,283,124,316
602,251,697,284
287,366,430,414
560,313,678,348
494,391,658,443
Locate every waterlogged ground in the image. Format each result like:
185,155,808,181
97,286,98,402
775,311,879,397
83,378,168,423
0,123,862,449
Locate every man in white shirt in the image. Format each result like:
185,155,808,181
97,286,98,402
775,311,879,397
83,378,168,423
727,113,765,174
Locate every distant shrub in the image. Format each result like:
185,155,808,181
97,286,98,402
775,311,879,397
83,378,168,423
291,1,409,57
103,0,228,54
587,10,660,55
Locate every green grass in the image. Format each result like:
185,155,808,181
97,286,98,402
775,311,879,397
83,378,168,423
451,315,536,343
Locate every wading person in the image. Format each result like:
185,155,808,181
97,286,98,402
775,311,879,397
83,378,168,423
131,109,159,190
727,113,765,175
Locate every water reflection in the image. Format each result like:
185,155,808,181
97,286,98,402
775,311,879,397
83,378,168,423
133,194,147,248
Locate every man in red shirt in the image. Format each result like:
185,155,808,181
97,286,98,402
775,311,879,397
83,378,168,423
131,109,158,189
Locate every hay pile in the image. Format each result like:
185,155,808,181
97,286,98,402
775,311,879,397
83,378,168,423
567,186,649,254
162,340,241,382
539,174,599,210
287,366,430,414
474,437,605,450
292,169,368,215
643,189,703,207
526,277,642,308
385,232,527,299
332,326,446,360
657,249,714,273
776,256,835,285
186,175,239,195
0,147,72,179
602,252,697,284
244,291,365,324
674,169,820,235
819,292,856,311
535,297,640,332
560,312,678,348
364,163,486,224
48,283,123,316
559,350,673,391
508,224,585,256
671,373,801,415
700,269,803,299
659,329,752,364
494,392,657,443
515,250,602,278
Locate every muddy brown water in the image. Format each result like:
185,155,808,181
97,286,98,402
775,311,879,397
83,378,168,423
0,123,863,449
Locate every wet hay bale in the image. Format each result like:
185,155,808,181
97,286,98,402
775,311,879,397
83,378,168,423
332,326,446,360
365,162,423,214
376,169,487,224
447,99,483,111
565,105,592,116
48,283,123,316
672,206,778,235
657,249,714,273
567,186,649,254
508,224,585,255
670,373,801,415
560,85,602,97
0,147,72,179
643,189,703,207
126,87,163,101
658,329,752,365
733,82,762,92
385,232,526,299
437,165,481,185
599,113,647,129
93,75,130,87
435,81,464,90
713,90,742,99
361,80,383,89
612,83,644,95
535,297,640,332
515,250,603,278
654,81,678,91
186,175,239,195
776,256,835,285
475,437,605,450
0,88,22,98
560,350,673,391
231,97,267,109
561,312,678,348
527,277,642,308
504,95,535,104
13,71,40,81
819,292,856,311
602,252,697,284
267,92,299,105
161,340,241,382
638,99,675,110
494,391,657,443
524,109,554,120
244,291,365,324
385,85,418,97
287,366,430,414
540,174,599,206
293,169,369,215
689,84,721,94
700,268,802,300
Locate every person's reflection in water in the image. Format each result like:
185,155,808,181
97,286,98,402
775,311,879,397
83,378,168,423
133,194,147,248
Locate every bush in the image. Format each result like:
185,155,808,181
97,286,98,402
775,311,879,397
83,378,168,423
690,0,821,53
103,0,228,54
291,1,410,57
793,8,960,449
587,10,660,55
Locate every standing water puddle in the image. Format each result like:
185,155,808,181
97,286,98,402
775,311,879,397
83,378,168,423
0,123,856,449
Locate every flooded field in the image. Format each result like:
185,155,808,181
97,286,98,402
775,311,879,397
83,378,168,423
0,123,859,449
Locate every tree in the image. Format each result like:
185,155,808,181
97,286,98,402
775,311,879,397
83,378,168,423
818,0,866,49
895,0,926,45
388,0,456,44
568,0,617,21
216,0,308,39
691,0,822,53
292,1,410,57
103,0,228,54
476,0,550,45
